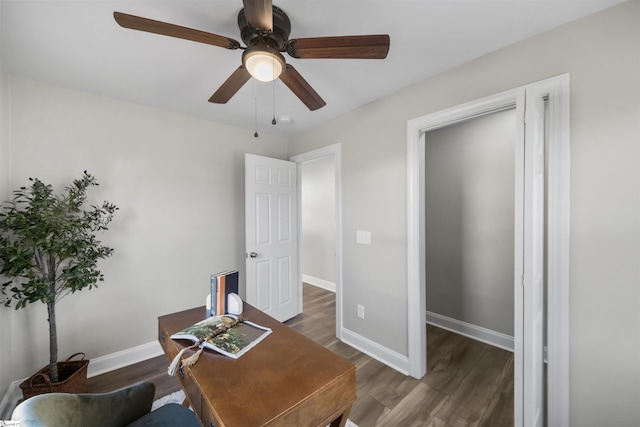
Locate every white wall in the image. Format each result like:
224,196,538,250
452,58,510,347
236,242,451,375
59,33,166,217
288,1,640,425
0,65,12,400
1,76,287,391
425,109,516,336
301,157,336,287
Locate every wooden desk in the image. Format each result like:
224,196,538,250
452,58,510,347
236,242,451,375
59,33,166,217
158,304,356,427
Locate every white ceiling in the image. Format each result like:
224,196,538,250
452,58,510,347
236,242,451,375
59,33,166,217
0,0,624,137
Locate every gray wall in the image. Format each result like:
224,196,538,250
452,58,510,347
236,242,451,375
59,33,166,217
301,157,336,285
0,76,288,399
288,2,640,425
425,109,516,336
0,66,11,402
2,2,639,425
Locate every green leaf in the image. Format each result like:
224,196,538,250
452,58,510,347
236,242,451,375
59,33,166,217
0,172,118,363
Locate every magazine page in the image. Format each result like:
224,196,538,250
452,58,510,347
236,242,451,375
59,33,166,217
171,315,230,341
171,315,272,359
203,320,272,359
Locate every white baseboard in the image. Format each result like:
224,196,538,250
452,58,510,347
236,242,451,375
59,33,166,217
87,341,163,377
426,311,514,352
0,341,162,420
302,274,336,292
340,327,409,375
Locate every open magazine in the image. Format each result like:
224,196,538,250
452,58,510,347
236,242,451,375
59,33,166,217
170,314,272,359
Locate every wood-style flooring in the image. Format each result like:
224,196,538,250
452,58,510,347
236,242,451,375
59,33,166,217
88,283,513,426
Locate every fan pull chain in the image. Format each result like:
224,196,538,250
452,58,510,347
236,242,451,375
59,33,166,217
272,54,277,125
272,79,277,125
254,81,259,138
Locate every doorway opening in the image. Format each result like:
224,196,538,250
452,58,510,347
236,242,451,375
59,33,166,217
407,74,570,426
424,107,517,350
300,156,336,293
423,106,517,423
291,144,343,339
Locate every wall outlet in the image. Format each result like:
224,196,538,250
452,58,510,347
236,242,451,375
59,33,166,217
357,304,365,319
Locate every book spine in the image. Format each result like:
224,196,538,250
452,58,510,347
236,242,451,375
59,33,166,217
225,271,239,297
224,271,239,314
216,274,226,316
210,275,217,317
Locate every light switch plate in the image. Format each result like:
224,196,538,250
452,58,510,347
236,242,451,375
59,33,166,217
356,230,371,244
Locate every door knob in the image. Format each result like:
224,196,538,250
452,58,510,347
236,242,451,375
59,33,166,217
248,252,258,258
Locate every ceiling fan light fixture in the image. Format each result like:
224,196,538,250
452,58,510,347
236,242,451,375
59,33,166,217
243,46,285,82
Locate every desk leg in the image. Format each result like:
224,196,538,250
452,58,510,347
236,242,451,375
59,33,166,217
329,406,352,427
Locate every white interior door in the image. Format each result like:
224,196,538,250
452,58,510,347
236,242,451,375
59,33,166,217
522,93,546,427
245,153,298,322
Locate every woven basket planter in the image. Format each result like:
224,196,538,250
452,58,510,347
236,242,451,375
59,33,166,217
19,353,89,400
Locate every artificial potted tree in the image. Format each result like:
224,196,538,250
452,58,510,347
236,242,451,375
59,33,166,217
0,171,117,398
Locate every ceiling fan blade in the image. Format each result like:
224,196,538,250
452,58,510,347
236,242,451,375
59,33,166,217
279,65,326,111
286,35,390,59
209,66,251,104
114,12,240,49
242,0,273,32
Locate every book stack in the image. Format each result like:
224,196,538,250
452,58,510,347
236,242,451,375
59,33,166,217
210,270,239,316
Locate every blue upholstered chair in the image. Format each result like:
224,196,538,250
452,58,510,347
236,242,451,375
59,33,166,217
11,381,199,427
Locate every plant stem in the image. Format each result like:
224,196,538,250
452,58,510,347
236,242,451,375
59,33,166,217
47,275,59,382
47,299,59,382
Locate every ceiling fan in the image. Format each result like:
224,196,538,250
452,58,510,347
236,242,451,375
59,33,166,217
114,0,390,111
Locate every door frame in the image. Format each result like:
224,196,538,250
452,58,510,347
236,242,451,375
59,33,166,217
406,74,570,426
290,143,343,339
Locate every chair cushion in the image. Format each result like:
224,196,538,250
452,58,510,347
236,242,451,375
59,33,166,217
126,403,200,427
11,382,155,427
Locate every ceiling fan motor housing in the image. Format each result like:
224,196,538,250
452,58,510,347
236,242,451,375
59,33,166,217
238,5,291,50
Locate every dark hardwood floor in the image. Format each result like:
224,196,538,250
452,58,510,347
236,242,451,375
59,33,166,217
86,353,180,401
88,284,513,426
